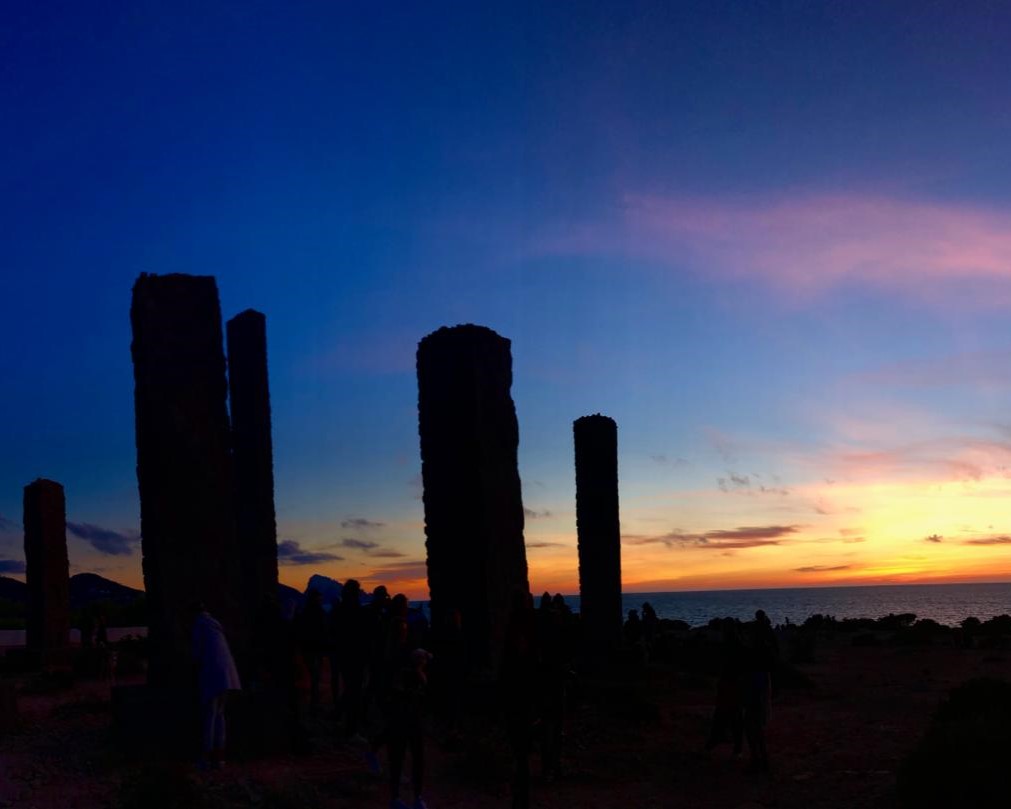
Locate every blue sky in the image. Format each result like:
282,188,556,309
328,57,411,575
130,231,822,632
4,2,1011,594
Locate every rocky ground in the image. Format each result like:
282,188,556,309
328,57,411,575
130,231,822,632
1,639,1008,808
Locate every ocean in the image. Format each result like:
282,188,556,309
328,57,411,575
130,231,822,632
607,582,1011,627
2,583,1009,649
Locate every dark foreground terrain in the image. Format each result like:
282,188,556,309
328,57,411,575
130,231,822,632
2,633,1008,809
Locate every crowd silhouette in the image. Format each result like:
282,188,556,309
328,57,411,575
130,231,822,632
192,588,787,808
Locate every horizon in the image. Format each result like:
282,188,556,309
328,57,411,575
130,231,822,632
6,3,1011,600
7,569,1011,603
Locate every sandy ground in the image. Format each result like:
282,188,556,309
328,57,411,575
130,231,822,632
1,640,1008,808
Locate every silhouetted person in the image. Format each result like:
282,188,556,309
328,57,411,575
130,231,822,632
743,610,777,773
95,611,108,648
80,607,95,650
298,588,328,711
191,604,241,768
256,593,307,752
383,618,431,809
705,618,744,757
432,606,466,742
642,601,659,648
365,585,392,721
538,594,569,780
624,608,643,647
334,578,367,739
502,590,540,809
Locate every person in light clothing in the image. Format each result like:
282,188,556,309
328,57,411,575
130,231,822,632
191,604,241,768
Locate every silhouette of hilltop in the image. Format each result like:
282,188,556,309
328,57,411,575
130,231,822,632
0,575,26,603
69,573,143,609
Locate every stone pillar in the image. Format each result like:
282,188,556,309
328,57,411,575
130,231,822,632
22,479,70,652
130,273,243,687
417,324,529,674
226,310,279,614
574,414,622,651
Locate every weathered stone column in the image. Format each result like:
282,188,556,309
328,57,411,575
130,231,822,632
574,414,622,651
131,273,243,687
417,324,529,674
22,479,70,652
226,310,279,614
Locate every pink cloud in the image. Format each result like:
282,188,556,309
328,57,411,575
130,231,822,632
853,350,1011,389
538,192,1011,305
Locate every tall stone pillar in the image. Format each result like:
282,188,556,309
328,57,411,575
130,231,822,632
417,324,529,674
226,310,279,613
130,273,243,687
23,479,70,652
574,414,622,651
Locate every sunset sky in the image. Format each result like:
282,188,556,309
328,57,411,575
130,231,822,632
4,3,1011,599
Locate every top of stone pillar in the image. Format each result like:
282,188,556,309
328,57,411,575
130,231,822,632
418,323,510,350
229,309,265,327
574,414,617,429
25,478,64,494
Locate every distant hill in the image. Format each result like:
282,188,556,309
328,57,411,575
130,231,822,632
2,573,305,618
69,573,143,609
0,574,143,608
0,576,27,604
278,582,305,614
305,573,342,604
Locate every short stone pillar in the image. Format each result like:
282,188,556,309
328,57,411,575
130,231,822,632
227,310,279,615
417,324,529,675
573,415,623,652
23,479,70,652
130,273,243,688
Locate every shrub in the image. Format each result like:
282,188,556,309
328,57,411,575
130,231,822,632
898,678,1011,808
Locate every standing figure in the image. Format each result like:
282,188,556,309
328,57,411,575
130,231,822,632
335,579,368,739
298,589,328,712
385,618,431,809
743,610,778,773
502,590,540,809
191,604,242,768
705,618,745,757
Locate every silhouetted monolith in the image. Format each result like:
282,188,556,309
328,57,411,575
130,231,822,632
131,273,243,687
417,324,529,675
574,415,622,652
22,479,70,652
227,310,279,616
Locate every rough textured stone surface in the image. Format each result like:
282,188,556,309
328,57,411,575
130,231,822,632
417,324,529,674
130,273,243,687
22,479,70,652
574,414,623,651
227,309,279,615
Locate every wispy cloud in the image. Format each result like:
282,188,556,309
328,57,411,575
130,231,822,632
341,538,380,551
650,454,689,467
963,535,1011,546
0,559,26,574
717,471,789,496
539,192,1011,307
526,541,568,549
524,508,553,519
366,559,428,584
817,434,1011,485
277,539,344,566
0,514,19,533
67,522,139,556
624,524,799,550
340,537,408,558
855,351,1011,389
340,518,385,530
794,564,853,573
925,534,944,543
